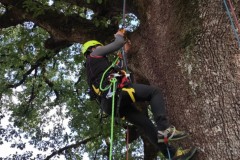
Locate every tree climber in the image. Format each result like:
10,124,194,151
81,29,197,159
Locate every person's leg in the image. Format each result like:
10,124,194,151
119,101,176,158
100,98,112,115
130,83,170,130
123,83,188,143
101,86,196,159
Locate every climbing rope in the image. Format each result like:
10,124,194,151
223,0,240,48
109,77,117,160
121,1,132,159
98,57,119,160
123,0,126,27
99,0,129,159
227,0,240,34
120,0,131,79
166,146,171,160
99,57,119,91
126,125,129,160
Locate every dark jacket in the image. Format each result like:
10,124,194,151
85,35,125,97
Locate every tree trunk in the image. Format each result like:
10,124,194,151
129,0,240,159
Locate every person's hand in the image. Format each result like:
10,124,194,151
115,29,126,37
124,39,131,53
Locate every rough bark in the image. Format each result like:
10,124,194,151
128,0,240,160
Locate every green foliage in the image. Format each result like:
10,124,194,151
0,21,143,159
23,0,46,17
0,0,142,159
52,1,86,17
22,0,87,18
85,0,104,4
0,3,6,15
0,23,81,158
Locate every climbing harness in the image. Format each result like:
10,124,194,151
97,0,133,159
223,0,240,48
99,57,119,91
98,56,131,160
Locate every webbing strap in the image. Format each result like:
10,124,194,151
122,88,135,102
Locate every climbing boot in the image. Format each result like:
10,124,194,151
158,126,188,143
172,147,197,160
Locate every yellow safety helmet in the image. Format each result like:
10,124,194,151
81,40,103,55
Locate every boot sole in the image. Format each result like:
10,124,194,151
174,147,197,160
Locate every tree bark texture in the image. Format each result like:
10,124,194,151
128,0,240,159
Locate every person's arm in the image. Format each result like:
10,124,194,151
91,33,125,57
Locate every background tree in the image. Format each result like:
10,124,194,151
0,0,240,160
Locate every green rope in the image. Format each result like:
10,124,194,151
99,57,119,91
109,77,117,160
98,56,119,160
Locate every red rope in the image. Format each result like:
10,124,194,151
126,125,129,160
227,0,240,34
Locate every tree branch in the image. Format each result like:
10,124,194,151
0,0,121,50
6,52,58,89
44,134,100,160
41,65,60,100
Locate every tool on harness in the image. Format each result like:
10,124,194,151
106,69,131,123
108,70,130,89
105,69,133,160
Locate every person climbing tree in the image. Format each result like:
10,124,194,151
81,29,197,159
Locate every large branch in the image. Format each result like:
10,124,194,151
44,134,100,160
0,0,127,50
